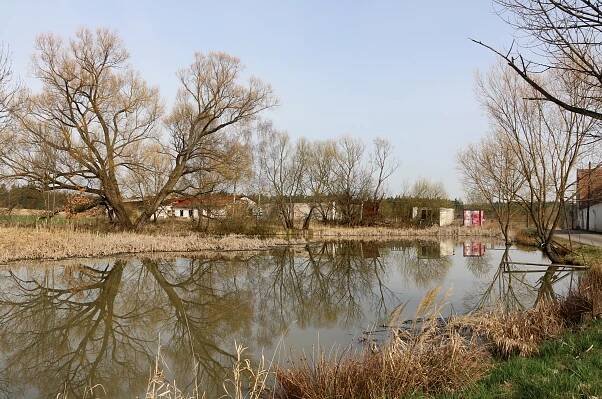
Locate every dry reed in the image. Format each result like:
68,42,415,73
144,342,272,399
454,303,565,358
275,288,491,399
0,224,499,263
0,226,303,263
310,225,497,239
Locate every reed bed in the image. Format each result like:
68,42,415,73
310,225,498,238
0,224,500,263
0,226,303,263
454,303,566,358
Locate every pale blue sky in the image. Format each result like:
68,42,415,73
1,1,514,198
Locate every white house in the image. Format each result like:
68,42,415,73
576,168,602,232
167,194,257,220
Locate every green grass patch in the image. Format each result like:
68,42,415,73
434,321,602,399
563,243,602,269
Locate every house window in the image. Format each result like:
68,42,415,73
189,209,194,218
179,210,184,217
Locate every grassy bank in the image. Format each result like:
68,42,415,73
438,320,602,399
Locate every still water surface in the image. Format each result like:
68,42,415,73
0,239,578,398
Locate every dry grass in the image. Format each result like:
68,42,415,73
275,289,491,399
0,226,305,263
455,303,565,358
310,225,498,239
512,228,538,247
144,342,272,399
0,224,500,263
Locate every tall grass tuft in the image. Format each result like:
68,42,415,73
143,342,272,399
455,303,565,358
145,343,204,399
222,343,273,399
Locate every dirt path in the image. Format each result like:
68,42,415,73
556,230,602,247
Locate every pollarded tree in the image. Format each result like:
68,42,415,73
0,28,276,229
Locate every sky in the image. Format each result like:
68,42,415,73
1,1,515,199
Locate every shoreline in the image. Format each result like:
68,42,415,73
0,225,498,263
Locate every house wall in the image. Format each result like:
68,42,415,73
173,207,199,219
439,208,454,227
577,203,602,232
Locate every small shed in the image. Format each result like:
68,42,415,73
411,207,455,226
463,210,485,227
439,208,454,226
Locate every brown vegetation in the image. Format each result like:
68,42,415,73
0,224,499,263
0,226,302,263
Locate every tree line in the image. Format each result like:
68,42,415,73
0,28,413,230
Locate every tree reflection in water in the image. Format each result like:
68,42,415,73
0,241,400,398
0,240,577,398
467,245,579,312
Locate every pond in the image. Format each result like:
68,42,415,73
0,239,580,398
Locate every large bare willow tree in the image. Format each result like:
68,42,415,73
0,28,276,229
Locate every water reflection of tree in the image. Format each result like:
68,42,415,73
250,241,396,346
0,259,252,398
0,241,400,398
464,251,492,279
468,246,575,312
0,262,153,398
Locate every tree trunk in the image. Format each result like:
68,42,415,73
302,206,315,230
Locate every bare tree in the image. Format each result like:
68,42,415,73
0,29,275,229
362,137,398,224
0,45,15,134
370,138,398,202
475,0,602,144
304,140,337,225
478,64,596,260
410,178,447,200
331,136,371,226
458,131,524,243
256,124,307,229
